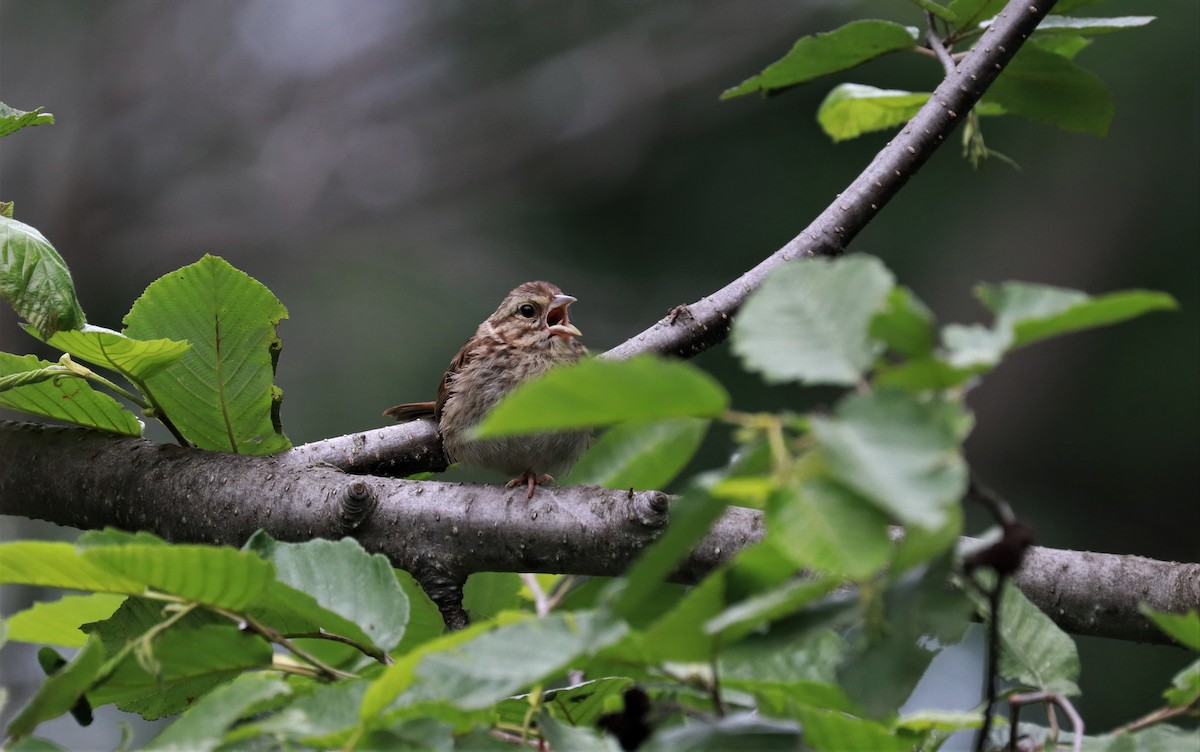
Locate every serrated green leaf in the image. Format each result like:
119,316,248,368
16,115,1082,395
145,674,289,752
1139,606,1200,651
83,544,276,611
474,356,727,438
722,21,917,99
36,324,190,382
996,580,1080,695
6,635,105,739
770,480,892,580
123,254,290,454
244,679,368,747
985,45,1114,136
0,352,142,435
0,216,85,338
0,542,145,592
568,417,708,490
462,571,524,621
1010,289,1177,348
870,287,936,358
247,535,409,653
87,624,273,719
6,593,127,648
0,102,55,138
733,256,895,386
811,390,967,529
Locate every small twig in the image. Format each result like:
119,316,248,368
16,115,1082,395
1009,692,1085,752
544,575,578,613
709,654,727,717
283,629,393,666
968,474,1017,527
212,607,356,681
1111,697,1200,735
976,575,1005,752
520,573,551,617
925,10,958,76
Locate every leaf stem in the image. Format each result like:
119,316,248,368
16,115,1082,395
283,629,393,666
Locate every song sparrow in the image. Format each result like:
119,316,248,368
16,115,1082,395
385,281,590,498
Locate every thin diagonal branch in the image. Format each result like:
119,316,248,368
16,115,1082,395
297,0,1060,478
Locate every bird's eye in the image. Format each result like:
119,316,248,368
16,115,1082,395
518,303,537,318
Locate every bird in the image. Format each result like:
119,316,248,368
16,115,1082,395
384,281,591,498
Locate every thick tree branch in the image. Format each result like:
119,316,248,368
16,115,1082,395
2,421,1196,645
310,0,1060,477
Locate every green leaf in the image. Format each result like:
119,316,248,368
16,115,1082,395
5,737,68,752
144,674,289,752
474,356,728,438
463,571,525,621
6,635,105,740
38,325,191,383
947,0,1005,30
608,489,729,625
818,85,928,142
944,283,1177,368
0,216,85,338
873,356,986,391
722,21,917,99
83,544,276,611
568,418,709,490
610,574,726,663
1031,34,1093,59
247,535,410,653
1164,659,1200,709
907,0,958,24
6,593,127,648
733,256,894,386
87,624,273,719
406,611,626,710
999,14,1156,35
996,580,1081,695
984,45,1114,136
1139,606,1200,650
769,481,892,580
539,710,623,752
0,353,142,435
244,679,367,747
705,576,840,643
0,102,55,138
793,706,912,752
0,542,145,592
870,287,936,358
811,389,968,529
0,201,13,219
499,677,632,729
123,254,290,454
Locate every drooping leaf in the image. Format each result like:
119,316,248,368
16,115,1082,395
36,325,190,383
984,45,1114,136
641,713,803,751
996,580,1081,695
769,481,892,580
0,102,55,138
246,535,410,653
0,542,144,593
1139,606,1200,651
5,636,105,740
87,624,274,720
123,254,290,454
732,255,894,386
568,417,709,490
0,353,142,435
474,356,727,438
0,216,85,338
144,674,290,752
5,594,127,648
722,21,917,99
82,544,276,611
810,389,968,529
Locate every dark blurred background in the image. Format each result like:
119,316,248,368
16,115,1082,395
1,0,1196,746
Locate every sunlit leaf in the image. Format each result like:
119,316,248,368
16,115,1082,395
996,580,1081,695
0,216,85,338
6,594,127,648
568,417,709,490
0,102,55,138
0,353,142,435
37,325,190,383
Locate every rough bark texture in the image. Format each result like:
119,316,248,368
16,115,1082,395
2,421,1196,644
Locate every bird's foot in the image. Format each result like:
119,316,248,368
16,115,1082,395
506,472,555,499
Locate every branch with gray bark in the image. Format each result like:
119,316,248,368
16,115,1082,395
2,421,1197,642
6,0,1193,644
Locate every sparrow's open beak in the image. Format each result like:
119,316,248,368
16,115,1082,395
546,294,582,338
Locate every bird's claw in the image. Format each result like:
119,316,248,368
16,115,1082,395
506,472,555,499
